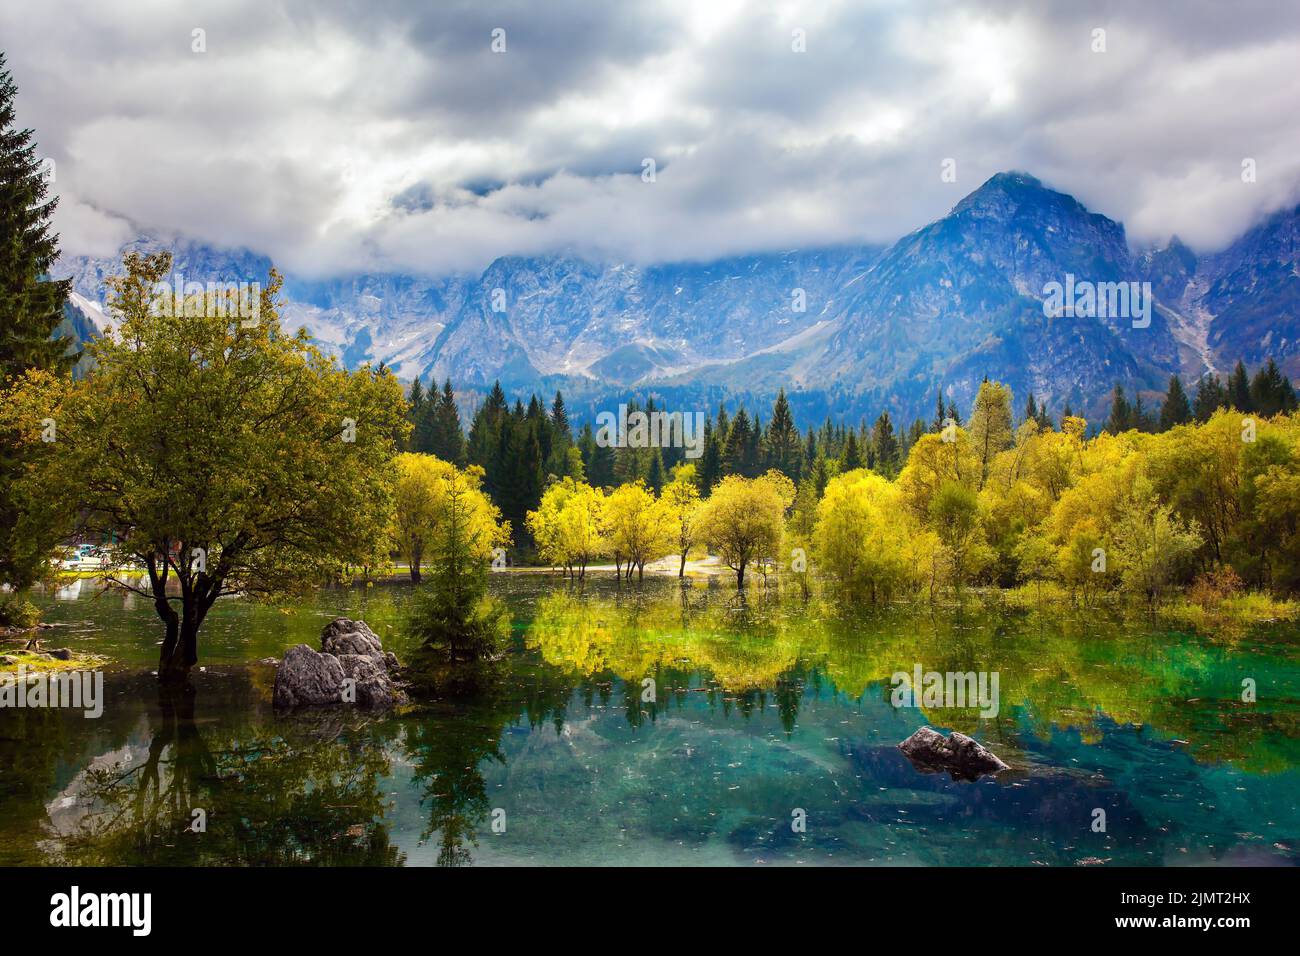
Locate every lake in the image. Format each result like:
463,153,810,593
2,574,1297,866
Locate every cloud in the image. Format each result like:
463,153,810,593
4,0,1298,277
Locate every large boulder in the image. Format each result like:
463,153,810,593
273,618,405,710
273,644,347,708
898,726,1009,781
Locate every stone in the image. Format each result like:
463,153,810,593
338,653,402,708
273,618,404,710
898,726,1009,781
272,644,347,709
321,618,385,661
46,647,73,660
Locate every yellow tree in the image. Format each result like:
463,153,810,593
527,477,606,579
603,480,673,580
897,428,980,523
814,469,915,604
661,463,702,577
968,379,1014,487
393,453,456,582
694,471,794,589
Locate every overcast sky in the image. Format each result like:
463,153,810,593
4,0,1299,278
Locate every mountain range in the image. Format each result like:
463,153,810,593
56,172,1300,426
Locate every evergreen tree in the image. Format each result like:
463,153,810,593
0,53,71,379
872,410,900,477
1228,360,1253,413
1193,373,1226,423
765,388,802,480
646,449,666,495
699,418,721,494
1158,374,1192,431
1024,392,1038,425
430,379,464,463
1105,383,1132,434
1249,358,1298,416
1,54,73,606
945,398,963,427
723,407,754,477
840,430,863,471
1132,394,1154,433
467,381,508,468
932,388,946,432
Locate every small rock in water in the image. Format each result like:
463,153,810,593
898,726,1009,781
46,647,74,660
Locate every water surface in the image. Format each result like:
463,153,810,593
2,575,1297,866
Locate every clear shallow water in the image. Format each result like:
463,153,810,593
2,575,1298,866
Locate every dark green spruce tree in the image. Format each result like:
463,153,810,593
765,388,802,481
2,53,73,614
1193,373,1226,423
0,53,70,379
1158,374,1192,431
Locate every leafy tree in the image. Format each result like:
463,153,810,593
1112,476,1202,605
694,471,794,588
928,480,992,592
527,476,606,578
18,252,409,679
1012,533,1055,603
661,463,701,577
968,379,1014,485
393,454,502,584
602,480,672,580
814,469,914,604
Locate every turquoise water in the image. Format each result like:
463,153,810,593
1,575,1297,866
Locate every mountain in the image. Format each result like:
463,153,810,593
54,173,1300,426
666,172,1224,421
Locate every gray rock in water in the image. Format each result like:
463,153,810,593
898,726,1009,781
47,647,74,660
321,618,385,660
273,618,405,710
273,644,347,708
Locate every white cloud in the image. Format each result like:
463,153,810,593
3,0,1297,276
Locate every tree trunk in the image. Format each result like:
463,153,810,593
736,561,746,589
156,595,181,678
679,552,687,577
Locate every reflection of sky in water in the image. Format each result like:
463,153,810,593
4,576,1298,866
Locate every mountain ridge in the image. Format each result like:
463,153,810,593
55,173,1300,426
